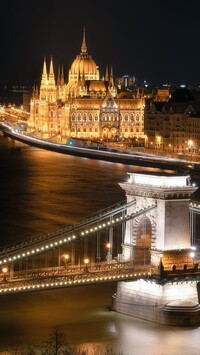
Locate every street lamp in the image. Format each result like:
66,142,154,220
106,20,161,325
64,254,70,275
189,250,196,269
150,141,153,150
188,140,194,162
188,140,193,148
189,251,195,259
106,243,112,263
84,258,89,273
144,135,148,149
156,135,162,150
135,138,139,148
2,267,7,282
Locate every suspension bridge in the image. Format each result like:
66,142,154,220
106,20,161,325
1,171,200,298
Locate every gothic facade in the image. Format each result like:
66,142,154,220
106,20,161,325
27,30,145,143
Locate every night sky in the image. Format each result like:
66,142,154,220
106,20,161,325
1,0,200,85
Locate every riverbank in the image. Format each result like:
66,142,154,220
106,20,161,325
1,124,197,172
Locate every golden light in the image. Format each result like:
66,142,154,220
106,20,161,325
107,243,111,249
156,135,161,143
191,246,196,251
190,251,195,258
64,254,70,274
188,140,193,147
128,172,189,188
2,267,7,274
84,258,89,265
64,254,69,261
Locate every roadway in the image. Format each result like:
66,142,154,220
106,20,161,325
0,105,199,173
0,261,152,295
1,122,197,173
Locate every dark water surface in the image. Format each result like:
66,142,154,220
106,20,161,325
0,133,200,354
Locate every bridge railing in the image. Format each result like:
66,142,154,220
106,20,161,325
0,261,153,295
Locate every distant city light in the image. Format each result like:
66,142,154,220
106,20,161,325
190,251,195,258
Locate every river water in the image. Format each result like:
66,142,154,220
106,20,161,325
0,132,200,354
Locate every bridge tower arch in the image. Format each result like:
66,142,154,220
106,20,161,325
134,214,152,265
119,172,197,265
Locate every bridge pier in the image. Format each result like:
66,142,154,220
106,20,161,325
113,171,200,326
112,277,200,326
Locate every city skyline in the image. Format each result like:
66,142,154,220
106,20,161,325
1,0,200,85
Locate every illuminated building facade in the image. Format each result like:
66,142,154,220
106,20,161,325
144,89,200,153
27,30,145,142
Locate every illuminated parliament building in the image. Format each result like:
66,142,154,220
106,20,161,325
27,30,145,143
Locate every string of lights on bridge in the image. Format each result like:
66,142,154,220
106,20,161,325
0,203,156,266
0,269,198,296
0,271,151,295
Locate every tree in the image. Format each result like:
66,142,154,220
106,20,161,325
42,326,72,355
41,326,124,355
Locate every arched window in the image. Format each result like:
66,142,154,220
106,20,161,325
106,98,114,107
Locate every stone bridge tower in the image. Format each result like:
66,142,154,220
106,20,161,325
119,172,197,265
113,171,200,326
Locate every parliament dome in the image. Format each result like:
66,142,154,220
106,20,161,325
71,54,98,76
69,29,99,82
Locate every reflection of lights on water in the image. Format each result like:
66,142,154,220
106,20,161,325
106,322,117,334
78,342,119,354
